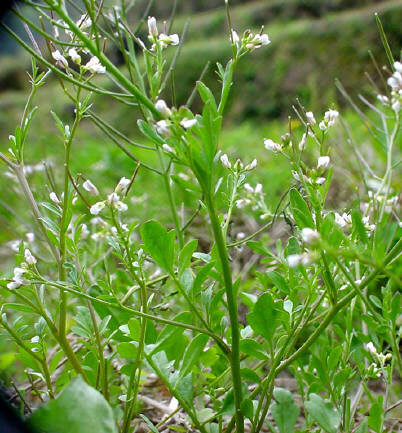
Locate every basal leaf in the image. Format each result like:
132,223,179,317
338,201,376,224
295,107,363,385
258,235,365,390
271,387,299,433
28,376,117,433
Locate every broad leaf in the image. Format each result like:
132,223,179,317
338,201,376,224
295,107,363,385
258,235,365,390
246,293,279,341
305,393,340,433
28,376,117,433
289,188,314,229
271,387,299,433
141,220,175,274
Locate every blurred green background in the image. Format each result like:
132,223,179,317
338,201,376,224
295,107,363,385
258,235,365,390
0,0,401,263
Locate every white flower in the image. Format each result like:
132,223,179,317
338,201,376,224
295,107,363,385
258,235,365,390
115,201,128,212
299,132,307,150
156,120,171,137
245,158,257,170
49,192,60,204
26,233,35,242
317,156,330,169
181,118,197,129
254,183,263,194
366,342,377,355
220,154,231,169
24,249,37,265
392,100,400,112
147,17,158,38
230,29,240,47
324,109,339,126
84,56,106,74
115,177,131,194
80,224,90,238
292,171,301,181
52,50,68,69
377,94,389,105
77,14,92,29
334,212,351,228
83,179,99,196
107,192,120,204
387,71,402,91
90,201,106,215
68,48,81,65
319,121,327,131
301,228,320,245
316,177,326,185
236,199,251,209
7,281,22,289
394,61,402,73
244,183,254,193
155,99,172,118
158,33,179,48
246,32,271,51
287,254,302,267
264,138,282,153
287,253,314,267
162,143,175,154
306,111,316,125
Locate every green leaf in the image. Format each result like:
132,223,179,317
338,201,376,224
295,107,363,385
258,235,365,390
368,396,384,433
179,239,198,275
28,376,117,433
351,210,368,244
354,418,368,433
246,293,279,341
139,414,159,433
240,339,267,360
3,303,37,314
271,387,299,433
305,393,341,433
240,398,254,420
240,368,260,383
117,342,137,359
289,188,314,229
180,333,209,378
196,81,217,113
174,373,193,404
267,271,290,294
137,119,164,145
141,220,175,274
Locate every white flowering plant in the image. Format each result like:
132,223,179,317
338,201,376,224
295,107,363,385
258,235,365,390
0,2,400,433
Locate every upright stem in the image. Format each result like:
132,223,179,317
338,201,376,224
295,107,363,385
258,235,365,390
156,146,184,248
205,193,244,433
58,106,81,339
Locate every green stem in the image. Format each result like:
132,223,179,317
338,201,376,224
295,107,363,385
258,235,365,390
58,98,81,340
48,1,162,120
156,146,184,248
205,193,244,433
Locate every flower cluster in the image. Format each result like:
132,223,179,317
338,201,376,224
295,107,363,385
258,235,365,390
220,153,257,172
148,17,179,51
52,49,106,75
377,61,402,112
318,109,339,131
90,177,130,215
230,29,271,54
7,249,36,289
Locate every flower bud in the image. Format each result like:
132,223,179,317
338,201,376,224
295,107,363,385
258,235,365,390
220,154,231,169
317,156,330,169
24,249,37,265
155,99,172,118
147,17,158,37
83,179,99,196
